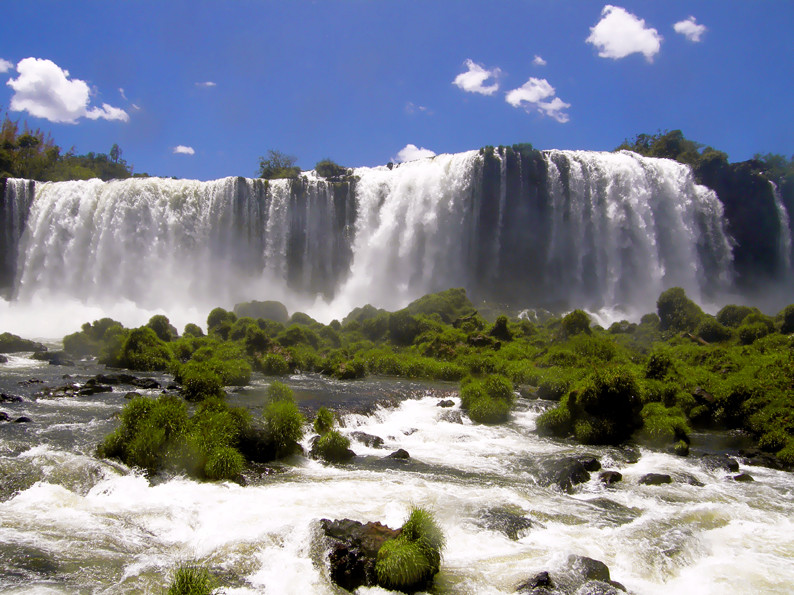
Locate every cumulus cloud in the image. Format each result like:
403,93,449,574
195,81,216,88
173,145,195,155
394,144,436,163
586,5,662,62
533,55,547,67
6,57,129,123
0,58,13,73
674,16,707,42
453,59,501,95
505,77,570,123
405,102,432,115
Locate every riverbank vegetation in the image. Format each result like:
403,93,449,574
53,287,794,475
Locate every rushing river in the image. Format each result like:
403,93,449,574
1,355,793,594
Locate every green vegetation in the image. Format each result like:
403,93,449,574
257,149,301,180
64,287,793,471
314,158,349,179
1,111,135,180
375,507,445,592
166,564,216,595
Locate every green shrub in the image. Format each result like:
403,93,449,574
116,327,174,371
695,317,733,343
561,309,591,337
204,446,245,480
738,321,771,345
313,430,351,462
657,287,703,333
179,362,224,401
716,304,755,328
779,304,794,334
401,506,445,572
313,406,335,435
777,441,794,466
315,158,348,178
645,350,673,380
468,395,512,424
535,401,573,436
146,314,177,342
263,386,305,456
259,353,291,376
167,564,216,595
183,323,204,338
639,402,690,446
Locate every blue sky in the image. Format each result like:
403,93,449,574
1,1,792,180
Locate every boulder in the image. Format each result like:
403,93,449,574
320,518,400,591
577,455,601,472
517,555,626,594
13,416,32,423
436,399,455,408
95,373,136,385
439,410,464,424
0,393,23,403
702,454,740,473
538,457,591,493
387,448,410,459
0,354,7,363
639,473,672,486
598,471,622,485
31,351,74,366
516,571,554,593
130,377,161,389
350,431,384,448
733,473,754,482
0,411,9,421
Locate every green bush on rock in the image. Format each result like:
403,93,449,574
167,564,216,595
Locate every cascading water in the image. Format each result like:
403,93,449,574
0,178,35,294
770,181,793,277
0,148,754,333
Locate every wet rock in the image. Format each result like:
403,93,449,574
1,392,23,403
18,378,43,386
387,448,410,459
639,473,672,486
702,454,740,473
350,431,384,448
437,399,455,408
95,373,136,385
538,457,591,493
0,354,7,363
575,580,622,595
598,471,622,485
79,378,113,395
0,411,8,421
577,455,601,472
619,447,641,464
13,416,32,423
131,377,161,389
478,508,541,540
31,351,74,366
516,570,553,592
674,473,705,487
320,518,400,591
733,473,754,482
167,382,181,390
439,410,464,424
403,428,418,436
692,386,715,405
124,392,141,399
518,385,539,400
738,447,786,470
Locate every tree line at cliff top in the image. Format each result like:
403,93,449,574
1,107,791,189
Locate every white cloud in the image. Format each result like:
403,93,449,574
86,104,129,122
393,144,436,163
505,77,570,123
119,87,127,100
533,55,547,67
674,16,706,42
195,81,216,88
405,102,431,115
173,145,195,155
6,57,129,123
453,59,501,95
0,58,13,73
131,103,141,111
586,5,662,62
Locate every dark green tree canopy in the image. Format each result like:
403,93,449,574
257,149,301,179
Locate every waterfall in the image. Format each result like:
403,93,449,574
0,149,744,329
771,181,793,276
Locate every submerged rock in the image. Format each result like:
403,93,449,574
517,555,626,594
537,457,592,493
0,354,7,363
0,411,9,421
350,431,384,448
639,473,672,486
478,508,541,540
598,471,622,485
437,399,455,408
733,473,754,482
0,393,23,403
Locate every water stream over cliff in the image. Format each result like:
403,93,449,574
0,149,759,336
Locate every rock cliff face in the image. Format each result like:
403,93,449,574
1,147,790,315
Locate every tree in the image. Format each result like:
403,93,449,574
257,149,300,179
110,143,121,163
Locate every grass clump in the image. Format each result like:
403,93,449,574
263,382,305,456
167,564,216,595
375,507,445,592
459,374,515,424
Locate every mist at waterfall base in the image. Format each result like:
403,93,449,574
2,148,777,339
